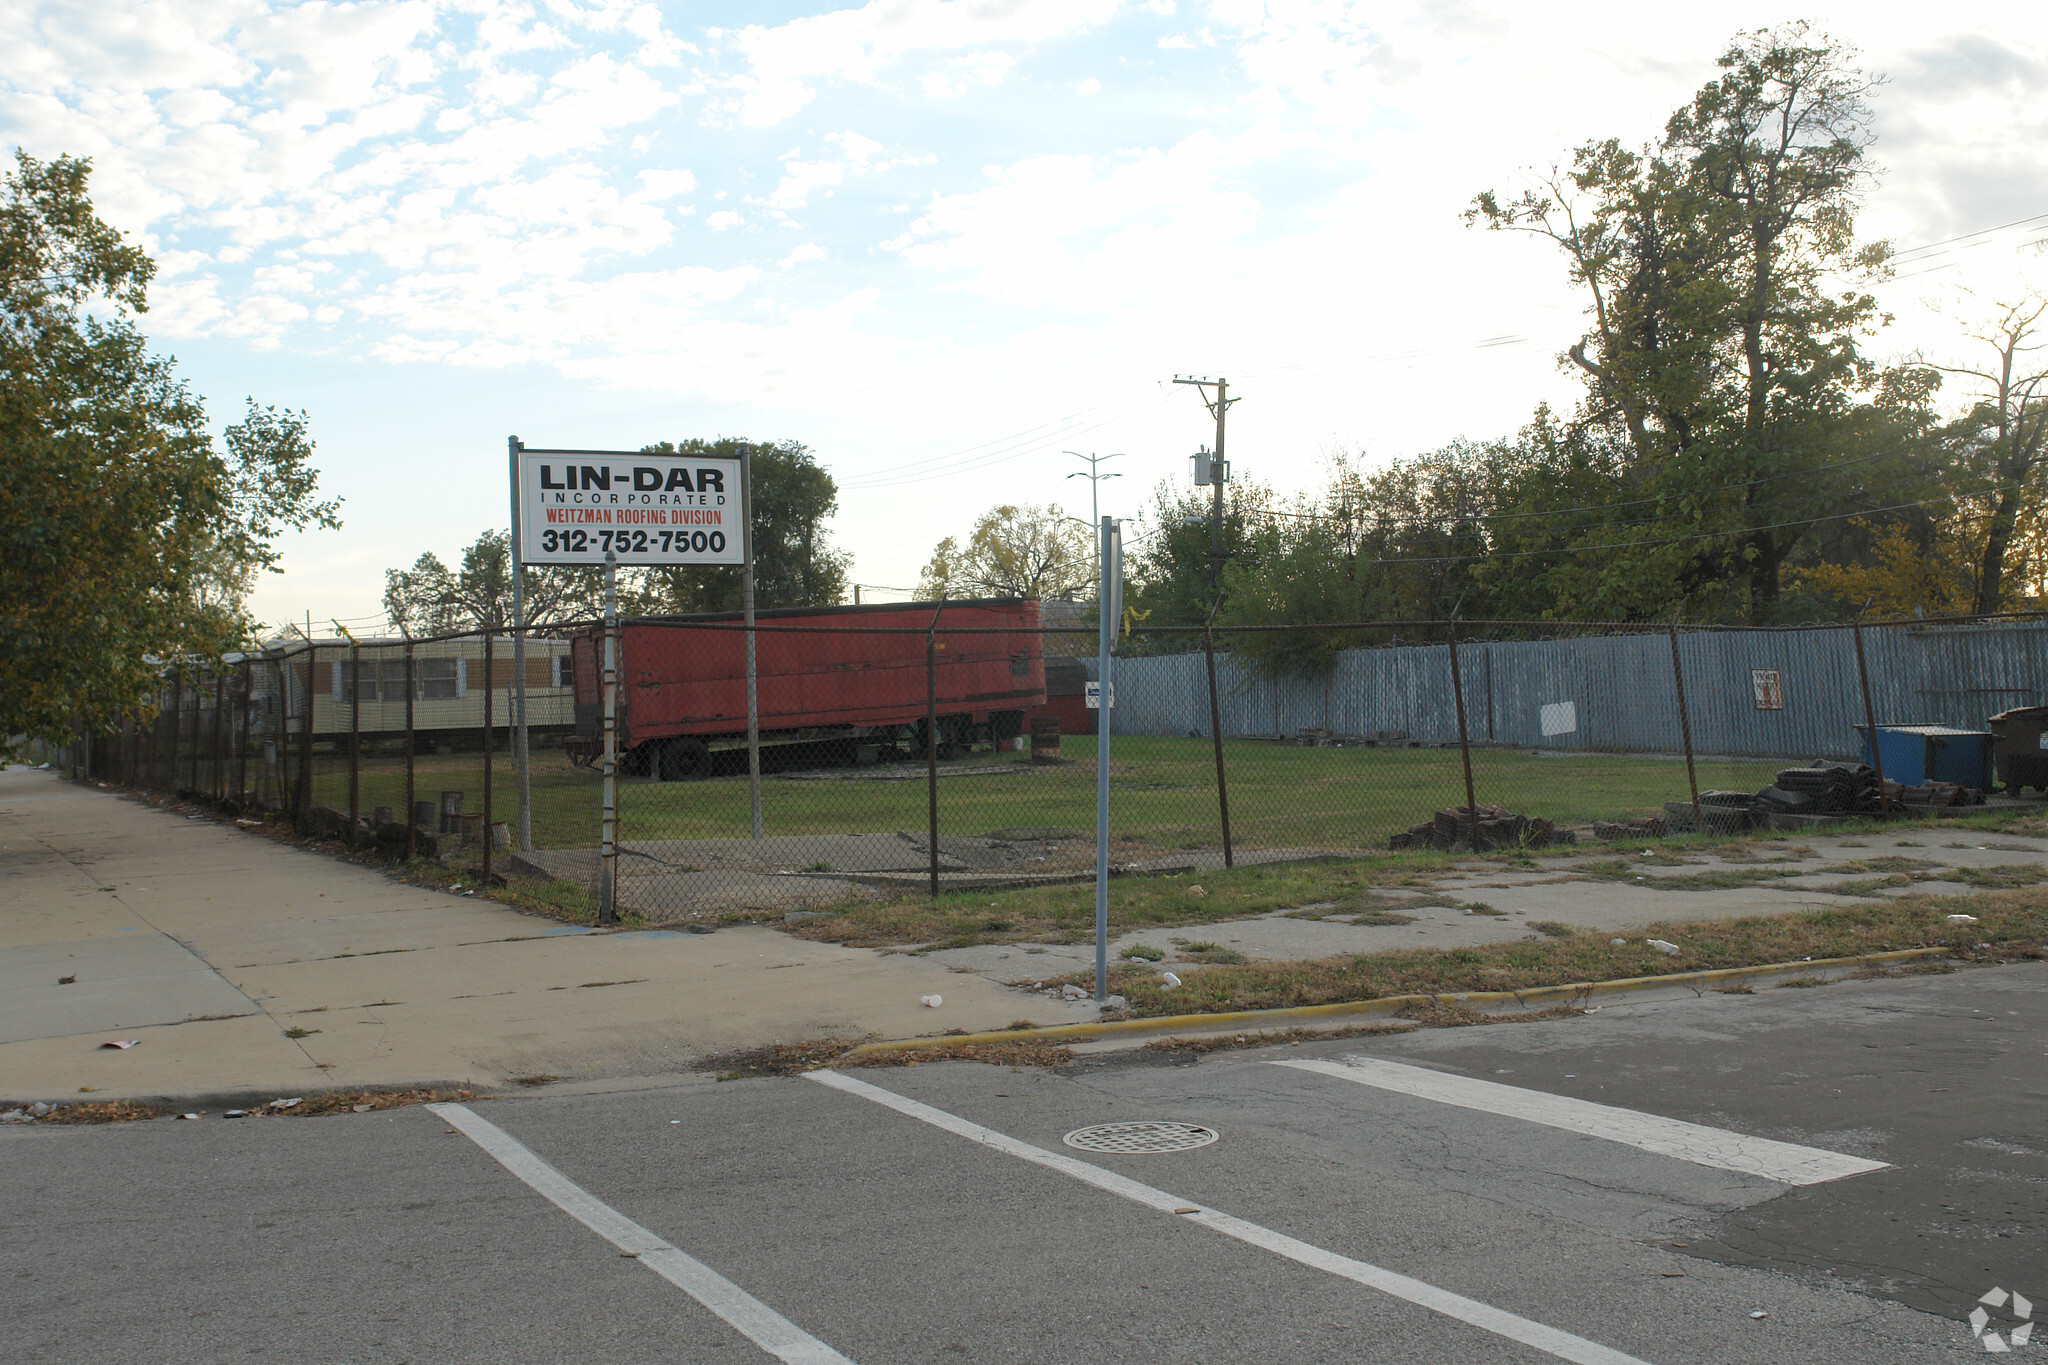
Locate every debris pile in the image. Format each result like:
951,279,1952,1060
1896,780,1986,808
1388,805,1572,852
1767,763,1884,814
1592,816,1668,840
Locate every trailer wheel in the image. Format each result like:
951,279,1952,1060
658,737,711,781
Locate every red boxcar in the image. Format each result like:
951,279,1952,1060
567,599,1046,778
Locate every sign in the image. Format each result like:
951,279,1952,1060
1751,669,1784,710
1539,701,1577,736
1084,681,1115,709
517,449,745,566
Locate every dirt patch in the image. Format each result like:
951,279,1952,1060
699,1036,1074,1077
7,1100,166,1125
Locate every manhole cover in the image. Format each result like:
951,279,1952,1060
1063,1121,1219,1154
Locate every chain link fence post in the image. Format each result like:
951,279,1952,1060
1203,611,1235,869
483,629,495,886
1853,619,1889,816
1446,618,1481,849
926,615,940,899
404,640,417,862
1668,621,1703,829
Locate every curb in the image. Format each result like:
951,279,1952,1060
839,946,1956,1057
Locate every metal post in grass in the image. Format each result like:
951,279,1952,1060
349,642,362,829
926,604,943,899
1667,619,1702,830
599,553,619,925
238,663,252,805
297,648,315,820
1094,516,1122,1004
212,673,225,800
483,629,494,887
168,667,183,794
1203,602,1234,869
404,641,417,862
1853,616,1890,817
1446,617,1481,851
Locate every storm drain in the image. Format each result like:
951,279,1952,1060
1062,1121,1219,1154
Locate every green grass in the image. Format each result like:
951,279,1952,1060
309,736,1795,855
1073,888,2048,1018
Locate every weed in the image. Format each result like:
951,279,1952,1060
1119,944,1167,961
1711,983,1756,994
1180,946,1249,964
1465,902,1508,916
509,1074,558,1087
1143,1022,1419,1054
283,1026,320,1039
805,861,833,873
1776,975,1832,988
1528,921,1581,938
1350,911,1419,926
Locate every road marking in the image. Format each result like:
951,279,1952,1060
1274,1056,1888,1185
804,1071,1651,1365
427,1103,857,1365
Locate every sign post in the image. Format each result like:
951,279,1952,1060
1093,515,1122,1004
512,446,750,919
507,437,532,853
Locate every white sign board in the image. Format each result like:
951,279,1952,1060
518,449,745,566
1539,701,1577,737
1084,681,1115,709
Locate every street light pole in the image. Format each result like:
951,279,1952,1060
1066,451,1123,588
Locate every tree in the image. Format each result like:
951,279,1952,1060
383,530,604,636
916,503,1092,600
1924,292,2048,613
1470,25,1898,622
635,438,849,612
0,152,340,747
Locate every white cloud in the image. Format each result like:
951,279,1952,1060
779,242,827,267
636,167,697,199
706,210,744,230
707,0,1120,125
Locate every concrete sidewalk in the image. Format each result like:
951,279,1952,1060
0,767,1094,1104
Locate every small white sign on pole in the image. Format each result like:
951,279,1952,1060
1084,681,1115,709
517,449,744,566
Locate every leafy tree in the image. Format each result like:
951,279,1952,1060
916,503,1092,601
1923,292,2048,613
1470,25,1899,622
383,529,603,635
0,152,339,747
635,438,849,612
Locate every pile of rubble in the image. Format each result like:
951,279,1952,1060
1388,805,1572,852
1670,760,1984,831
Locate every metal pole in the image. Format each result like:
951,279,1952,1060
297,648,314,819
237,664,251,805
926,615,940,899
212,673,224,800
169,668,183,793
1447,618,1482,850
1203,607,1234,869
1668,621,1702,830
349,643,361,829
1853,620,1890,817
404,641,416,862
483,629,494,886
1094,515,1118,1003
507,435,533,852
743,449,761,839
600,555,619,924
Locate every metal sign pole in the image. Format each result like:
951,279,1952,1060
600,552,619,924
1093,515,1118,1004
743,448,761,840
507,436,533,852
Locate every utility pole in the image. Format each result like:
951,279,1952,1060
1172,376,1236,585
1065,451,1123,588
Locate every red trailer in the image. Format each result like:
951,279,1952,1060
566,599,1046,779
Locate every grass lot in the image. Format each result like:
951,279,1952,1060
308,736,1791,853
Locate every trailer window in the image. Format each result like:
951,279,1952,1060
418,658,460,700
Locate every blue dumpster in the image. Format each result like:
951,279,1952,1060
1855,724,1995,789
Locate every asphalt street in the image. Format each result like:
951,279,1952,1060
9,963,2043,1363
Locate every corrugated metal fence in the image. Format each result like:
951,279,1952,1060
1108,619,2048,759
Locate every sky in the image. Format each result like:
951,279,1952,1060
5,0,2045,635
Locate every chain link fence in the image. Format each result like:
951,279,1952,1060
51,611,2048,924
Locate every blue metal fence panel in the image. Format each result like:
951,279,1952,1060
1107,620,2048,759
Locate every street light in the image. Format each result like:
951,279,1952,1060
1066,451,1123,589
